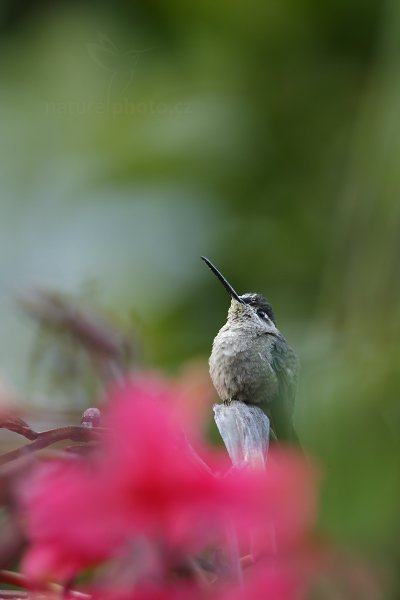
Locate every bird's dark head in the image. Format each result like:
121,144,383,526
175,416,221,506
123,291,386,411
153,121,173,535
240,293,276,325
201,256,278,333
227,293,277,333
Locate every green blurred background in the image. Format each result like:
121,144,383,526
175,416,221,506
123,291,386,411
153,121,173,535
1,0,399,593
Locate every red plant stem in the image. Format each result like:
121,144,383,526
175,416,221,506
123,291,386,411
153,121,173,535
0,418,38,441
0,427,105,466
0,571,91,599
0,571,28,589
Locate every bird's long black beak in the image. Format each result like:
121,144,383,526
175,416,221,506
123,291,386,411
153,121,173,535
201,256,244,304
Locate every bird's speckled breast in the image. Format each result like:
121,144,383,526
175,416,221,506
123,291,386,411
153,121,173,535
209,324,278,404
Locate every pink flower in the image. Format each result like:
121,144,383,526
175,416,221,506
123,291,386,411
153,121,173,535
20,377,239,580
20,373,319,595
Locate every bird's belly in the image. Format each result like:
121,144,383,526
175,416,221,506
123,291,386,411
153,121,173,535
209,335,278,404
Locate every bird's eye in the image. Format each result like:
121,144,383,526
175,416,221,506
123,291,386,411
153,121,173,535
257,310,267,320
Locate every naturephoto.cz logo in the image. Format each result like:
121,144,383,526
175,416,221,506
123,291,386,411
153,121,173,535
44,32,192,117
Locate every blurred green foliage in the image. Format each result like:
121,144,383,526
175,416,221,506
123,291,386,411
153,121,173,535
1,0,400,594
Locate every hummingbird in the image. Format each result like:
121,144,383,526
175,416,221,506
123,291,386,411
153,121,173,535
201,256,299,443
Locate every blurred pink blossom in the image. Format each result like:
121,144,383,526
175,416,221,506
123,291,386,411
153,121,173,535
20,374,319,598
